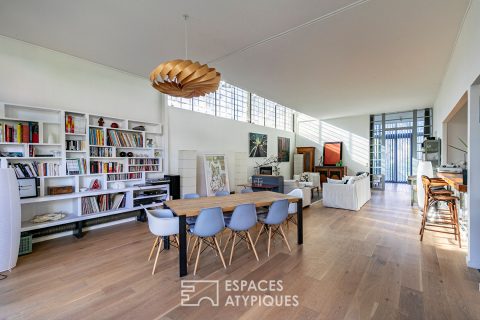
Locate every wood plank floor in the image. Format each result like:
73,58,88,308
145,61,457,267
1,185,480,319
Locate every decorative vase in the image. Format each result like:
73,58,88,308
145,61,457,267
416,160,433,209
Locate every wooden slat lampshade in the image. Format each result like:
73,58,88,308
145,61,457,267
150,59,221,98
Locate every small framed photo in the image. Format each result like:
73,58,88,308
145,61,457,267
18,178,39,199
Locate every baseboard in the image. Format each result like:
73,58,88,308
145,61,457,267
32,217,137,243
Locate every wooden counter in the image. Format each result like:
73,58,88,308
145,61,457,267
437,172,467,193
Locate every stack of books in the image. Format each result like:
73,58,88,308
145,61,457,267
107,130,143,147
89,128,105,145
65,115,86,134
1,122,39,143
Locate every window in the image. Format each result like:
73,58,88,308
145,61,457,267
251,94,265,126
275,105,286,131
167,96,192,110
167,82,296,132
234,86,249,122
216,82,235,119
285,108,294,132
192,93,215,115
264,99,276,128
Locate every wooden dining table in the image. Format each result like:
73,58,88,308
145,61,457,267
164,191,303,277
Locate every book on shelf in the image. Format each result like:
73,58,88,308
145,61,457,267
66,158,87,175
2,122,39,143
65,115,86,134
107,130,143,148
89,127,105,146
9,162,60,177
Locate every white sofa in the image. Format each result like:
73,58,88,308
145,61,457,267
322,174,371,211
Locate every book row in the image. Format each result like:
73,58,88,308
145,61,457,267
66,139,86,151
1,122,39,143
89,128,105,146
107,130,143,148
90,161,124,174
90,146,113,157
10,162,60,177
128,158,159,165
81,193,125,215
107,172,142,181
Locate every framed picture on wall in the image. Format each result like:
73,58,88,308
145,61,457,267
203,154,230,196
323,142,343,166
277,137,290,162
249,133,267,157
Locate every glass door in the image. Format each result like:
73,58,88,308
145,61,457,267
385,128,412,183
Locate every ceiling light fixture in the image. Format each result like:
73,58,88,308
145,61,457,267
150,15,221,98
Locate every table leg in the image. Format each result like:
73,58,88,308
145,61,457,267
297,199,303,245
179,215,188,277
164,236,170,250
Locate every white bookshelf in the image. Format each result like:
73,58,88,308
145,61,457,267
0,102,168,239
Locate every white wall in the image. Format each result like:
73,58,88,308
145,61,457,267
168,107,295,195
468,83,480,268
433,1,480,158
296,114,370,176
446,105,468,164
0,36,163,123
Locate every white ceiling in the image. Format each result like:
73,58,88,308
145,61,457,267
0,0,469,119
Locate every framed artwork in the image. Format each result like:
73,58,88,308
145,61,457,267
249,133,267,157
323,142,343,166
203,154,230,196
277,137,290,162
17,178,38,199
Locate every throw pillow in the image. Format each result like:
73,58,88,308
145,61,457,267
327,178,343,184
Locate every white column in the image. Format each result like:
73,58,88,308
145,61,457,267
467,84,480,268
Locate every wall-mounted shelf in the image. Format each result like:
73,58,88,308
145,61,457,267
0,102,167,240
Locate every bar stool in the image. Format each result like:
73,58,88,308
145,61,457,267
420,176,461,248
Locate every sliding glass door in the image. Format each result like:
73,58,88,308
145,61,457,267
370,109,432,185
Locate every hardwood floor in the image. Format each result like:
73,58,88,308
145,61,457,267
1,186,480,319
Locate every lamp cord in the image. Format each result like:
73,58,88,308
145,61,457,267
183,14,189,60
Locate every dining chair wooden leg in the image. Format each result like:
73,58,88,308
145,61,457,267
188,237,198,264
267,226,272,257
254,224,265,245
245,231,251,250
229,233,237,265
174,235,180,251
152,238,163,275
214,236,227,269
223,230,233,252
247,231,259,261
193,239,203,276
453,202,461,248
148,236,159,261
279,225,292,253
